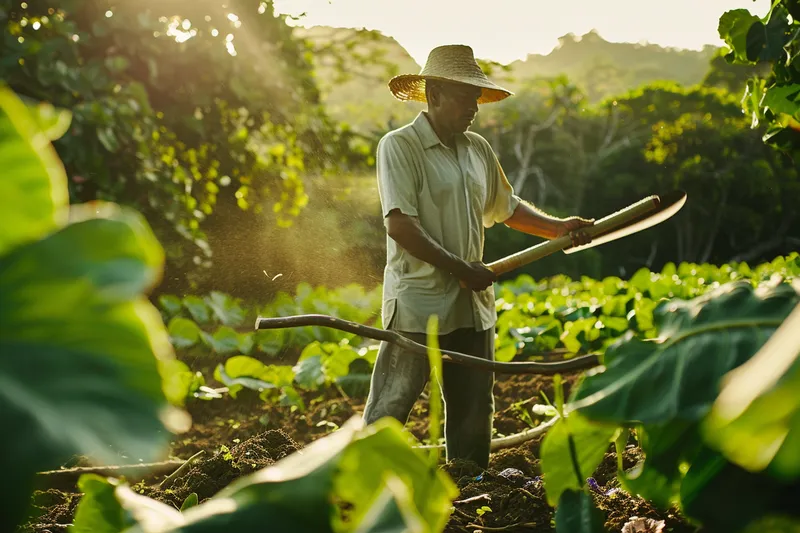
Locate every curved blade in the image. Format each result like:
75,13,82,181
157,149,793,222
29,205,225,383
564,190,687,254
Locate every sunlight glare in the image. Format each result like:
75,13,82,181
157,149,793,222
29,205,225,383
166,18,194,43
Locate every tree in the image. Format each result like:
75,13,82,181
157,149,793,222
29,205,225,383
717,0,800,158
1,0,375,293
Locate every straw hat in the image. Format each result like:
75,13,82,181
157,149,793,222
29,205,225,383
388,44,513,104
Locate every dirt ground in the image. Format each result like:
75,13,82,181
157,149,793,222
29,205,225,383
19,369,695,533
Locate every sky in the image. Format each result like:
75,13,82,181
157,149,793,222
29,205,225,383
272,0,772,66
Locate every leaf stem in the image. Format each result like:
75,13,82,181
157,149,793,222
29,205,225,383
658,318,784,352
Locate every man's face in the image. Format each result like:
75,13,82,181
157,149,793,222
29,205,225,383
429,81,482,133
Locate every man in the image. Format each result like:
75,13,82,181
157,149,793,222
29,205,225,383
362,44,593,468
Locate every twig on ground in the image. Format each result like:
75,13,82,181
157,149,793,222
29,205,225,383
36,459,185,489
415,416,559,452
256,314,599,375
454,493,491,504
27,523,72,531
466,521,541,531
159,450,205,489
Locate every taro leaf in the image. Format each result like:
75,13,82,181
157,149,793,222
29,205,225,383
703,293,800,480
679,445,800,532
540,411,617,506
159,359,204,407
620,421,702,510
159,294,184,318
554,490,604,533
560,317,599,354
200,326,241,354
205,290,246,327
0,85,69,256
168,317,201,349
293,354,325,389
214,356,293,398
72,474,183,533
762,84,800,118
331,418,458,533
254,329,283,356
71,474,145,533
568,281,800,425
351,475,418,533
718,9,765,64
337,358,374,398
323,345,359,380
0,205,179,533
719,3,793,64
183,296,211,324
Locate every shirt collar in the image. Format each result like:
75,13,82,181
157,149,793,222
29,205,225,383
413,111,465,150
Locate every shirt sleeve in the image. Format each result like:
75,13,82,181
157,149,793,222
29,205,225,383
483,143,521,228
375,134,419,218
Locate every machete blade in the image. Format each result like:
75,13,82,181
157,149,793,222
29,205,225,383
563,190,687,254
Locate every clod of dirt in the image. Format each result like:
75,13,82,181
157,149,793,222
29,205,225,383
20,489,80,532
489,446,540,476
146,429,300,508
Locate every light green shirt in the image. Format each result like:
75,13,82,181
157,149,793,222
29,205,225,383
376,112,521,335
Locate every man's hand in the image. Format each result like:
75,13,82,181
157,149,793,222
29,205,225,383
556,216,595,247
454,261,497,291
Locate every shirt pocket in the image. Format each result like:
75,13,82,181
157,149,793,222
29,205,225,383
425,155,462,203
467,149,489,209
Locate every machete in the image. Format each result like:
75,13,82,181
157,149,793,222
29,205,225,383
486,189,687,277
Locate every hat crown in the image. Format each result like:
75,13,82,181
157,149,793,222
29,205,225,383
419,44,485,79
387,44,512,104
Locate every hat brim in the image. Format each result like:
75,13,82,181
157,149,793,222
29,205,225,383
388,74,513,104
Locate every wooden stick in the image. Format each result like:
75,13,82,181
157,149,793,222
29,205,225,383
254,314,599,375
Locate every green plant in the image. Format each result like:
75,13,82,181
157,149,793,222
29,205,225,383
0,85,187,531
539,277,800,531
717,0,800,156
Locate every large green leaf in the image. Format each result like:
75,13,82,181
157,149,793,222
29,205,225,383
763,84,800,118
540,411,617,506
679,446,800,531
718,4,792,64
73,417,455,533
71,474,145,533
568,281,800,425
703,290,800,479
554,490,604,533
0,204,180,532
619,421,702,509
0,85,69,256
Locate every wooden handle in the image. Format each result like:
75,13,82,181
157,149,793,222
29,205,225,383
488,195,659,276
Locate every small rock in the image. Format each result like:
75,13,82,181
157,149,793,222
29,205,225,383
621,516,665,533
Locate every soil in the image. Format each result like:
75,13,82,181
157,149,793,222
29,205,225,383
17,367,697,533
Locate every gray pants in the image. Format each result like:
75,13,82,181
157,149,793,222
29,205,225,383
362,325,495,468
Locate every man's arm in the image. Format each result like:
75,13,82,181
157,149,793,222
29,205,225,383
504,200,594,246
386,210,496,290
